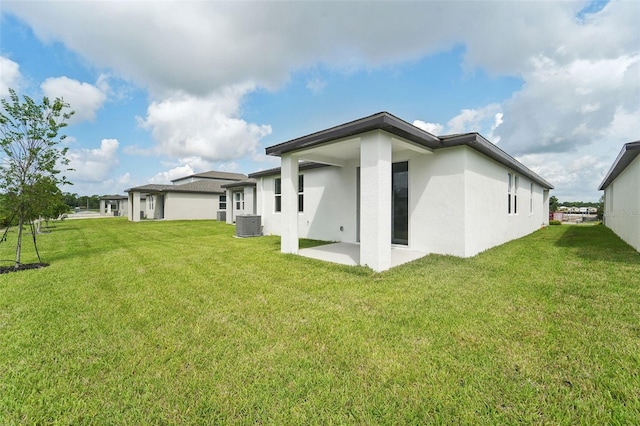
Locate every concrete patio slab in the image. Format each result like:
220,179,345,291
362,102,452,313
298,242,427,269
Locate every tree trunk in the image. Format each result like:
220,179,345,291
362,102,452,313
15,214,24,267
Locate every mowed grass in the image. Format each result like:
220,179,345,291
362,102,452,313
1,219,639,424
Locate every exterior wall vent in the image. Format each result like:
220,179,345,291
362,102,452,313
236,215,262,237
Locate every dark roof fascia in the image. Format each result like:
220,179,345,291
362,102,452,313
125,184,173,193
125,183,225,195
100,195,128,200
598,140,640,190
170,171,247,182
248,162,331,178
440,133,554,189
265,111,441,157
221,179,257,189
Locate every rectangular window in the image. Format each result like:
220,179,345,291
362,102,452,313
148,195,154,211
274,175,304,212
274,178,281,212
219,194,226,210
235,192,244,210
507,173,512,214
298,174,304,212
514,176,519,214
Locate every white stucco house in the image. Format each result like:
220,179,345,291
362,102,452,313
99,195,129,217
125,171,247,221
598,140,640,252
246,112,553,272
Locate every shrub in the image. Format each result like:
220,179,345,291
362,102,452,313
549,220,562,225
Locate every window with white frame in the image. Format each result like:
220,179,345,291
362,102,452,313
148,195,155,211
235,192,244,210
219,194,227,210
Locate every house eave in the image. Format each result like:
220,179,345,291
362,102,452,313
265,111,441,157
598,140,640,190
248,162,332,179
440,133,555,190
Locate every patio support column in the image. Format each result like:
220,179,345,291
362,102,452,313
131,191,141,222
127,193,133,221
360,131,392,272
226,188,233,224
281,153,299,254
99,199,106,216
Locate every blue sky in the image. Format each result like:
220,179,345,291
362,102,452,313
1,0,638,202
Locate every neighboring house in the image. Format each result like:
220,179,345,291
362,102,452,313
125,171,247,221
598,140,640,252
99,195,129,217
221,179,257,223
251,111,553,272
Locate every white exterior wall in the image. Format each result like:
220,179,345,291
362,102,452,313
405,146,466,256
163,192,221,220
604,155,640,251
462,147,547,257
258,138,551,260
257,165,357,243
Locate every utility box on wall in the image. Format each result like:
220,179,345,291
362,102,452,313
236,215,262,237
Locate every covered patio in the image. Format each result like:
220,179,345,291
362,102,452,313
266,112,440,272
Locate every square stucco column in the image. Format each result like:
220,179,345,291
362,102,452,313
226,188,233,224
281,154,299,254
99,200,106,215
360,132,392,272
130,192,141,222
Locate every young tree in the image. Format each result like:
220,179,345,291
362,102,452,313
549,195,559,213
0,88,73,267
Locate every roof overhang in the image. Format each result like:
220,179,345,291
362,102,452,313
265,112,441,158
439,133,554,189
260,111,554,190
221,180,257,189
598,140,640,190
248,162,331,179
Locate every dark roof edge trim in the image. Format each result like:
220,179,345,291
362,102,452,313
265,111,440,156
248,162,331,178
442,133,554,189
598,140,640,190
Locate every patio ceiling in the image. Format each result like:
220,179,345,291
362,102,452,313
296,135,433,167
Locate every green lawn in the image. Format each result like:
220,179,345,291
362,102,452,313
1,219,639,424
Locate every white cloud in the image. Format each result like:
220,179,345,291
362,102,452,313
148,165,194,184
41,76,107,123
67,138,119,183
517,152,611,202
412,120,443,135
5,0,638,201
0,56,22,97
446,103,502,135
138,85,272,162
6,1,632,96
495,54,640,156
117,173,130,186
306,78,326,94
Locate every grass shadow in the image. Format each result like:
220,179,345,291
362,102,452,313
555,224,640,264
